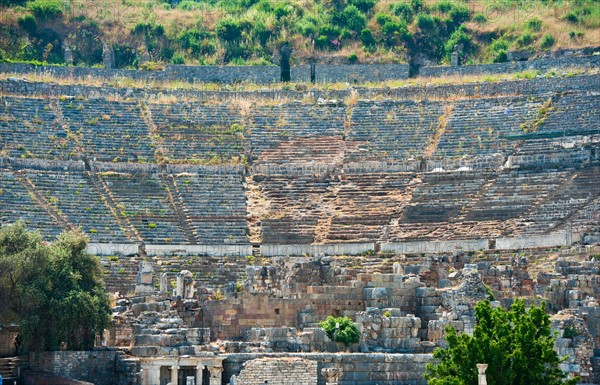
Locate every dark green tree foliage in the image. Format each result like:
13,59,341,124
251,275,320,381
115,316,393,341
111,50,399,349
216,18,246,43
334,5,367,34
425,300,578,385
72,21,103,66
348,0,376,14
319,316,360,346
0,223,111,352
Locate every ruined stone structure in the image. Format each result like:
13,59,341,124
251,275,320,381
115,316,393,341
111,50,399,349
0,60,598,384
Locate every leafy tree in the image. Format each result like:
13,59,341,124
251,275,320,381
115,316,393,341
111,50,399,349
0,223,111,352
425,300,578,385
319,315,360,346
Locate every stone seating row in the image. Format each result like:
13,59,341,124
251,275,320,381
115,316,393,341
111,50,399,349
536,91,600,134
0,168,62,240
173,173,249,244
3,91,596,165
401,172,491,223
247,103,345,159
0,96,75,160
59,99,155,163
436,95,546,158
25,170,129,243
462,169,570,222
149,103,244,162
345,100,443,162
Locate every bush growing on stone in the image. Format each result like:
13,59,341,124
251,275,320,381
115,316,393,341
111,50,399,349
425,299,578,385
319,315,360,346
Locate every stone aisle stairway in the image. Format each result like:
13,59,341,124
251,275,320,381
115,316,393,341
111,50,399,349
11,169,74,231
84,171,142,242
158,173,200,245
0,357,25,380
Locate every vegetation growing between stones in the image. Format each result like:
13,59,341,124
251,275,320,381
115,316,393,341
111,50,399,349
0,222,111,352
319,315,360,346
425,299,578,385
0,0,598,67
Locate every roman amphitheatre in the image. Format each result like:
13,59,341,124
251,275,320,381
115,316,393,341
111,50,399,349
0,4,599,384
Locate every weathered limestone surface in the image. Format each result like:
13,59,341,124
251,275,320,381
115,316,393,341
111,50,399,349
235,357,317,385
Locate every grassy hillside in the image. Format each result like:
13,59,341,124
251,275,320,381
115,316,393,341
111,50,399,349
0,0,598,68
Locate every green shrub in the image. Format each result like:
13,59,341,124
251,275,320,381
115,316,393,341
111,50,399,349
335,5,367,33
444,27,476,60
360,28,376,47
17,14,37,34
319,316,360,346
375,12,393,27
562,326,577,339
564,12,579,24
171,53,185,64
27,0,63,19
526,17,542,31
381,20,411,47
349,0,375,14
516,32,535,47
540,33,555,50
473,13,487,24
347,53,358,63
391,1,414,23
216,18,245,43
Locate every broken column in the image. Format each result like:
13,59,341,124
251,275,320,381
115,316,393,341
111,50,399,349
477,364,488,385
176,270,195,299
135,261,155,294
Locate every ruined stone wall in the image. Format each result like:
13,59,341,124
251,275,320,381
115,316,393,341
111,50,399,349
27,351,139,385
292,64,409,83
1,54,596,85
0,63,409,84
419,54,600,77
1,73,597,104
223,353,433,385
234,357,317,385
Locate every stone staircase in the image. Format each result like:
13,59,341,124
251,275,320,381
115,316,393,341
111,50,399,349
158,173,200,245
85,170,141,242
12,169,74,232
0,356,25,380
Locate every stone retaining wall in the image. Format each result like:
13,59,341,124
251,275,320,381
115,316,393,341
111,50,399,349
419,54,600,78
223,353,433,385
234,357,317,385
0,63,409,84
1,72,597,104
87,229,577,257
27,351,139,385
1,54,596,85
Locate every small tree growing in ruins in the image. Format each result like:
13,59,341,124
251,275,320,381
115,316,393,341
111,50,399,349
0,222,111,352
425,299,578,385
319,315,360,346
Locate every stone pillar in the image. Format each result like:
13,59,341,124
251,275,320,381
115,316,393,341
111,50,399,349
208,366,223,385
477,364,488,385
451,51,459,66
171,365,179,385
195,364,204,385
146,366,160,385
160,273,168,294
